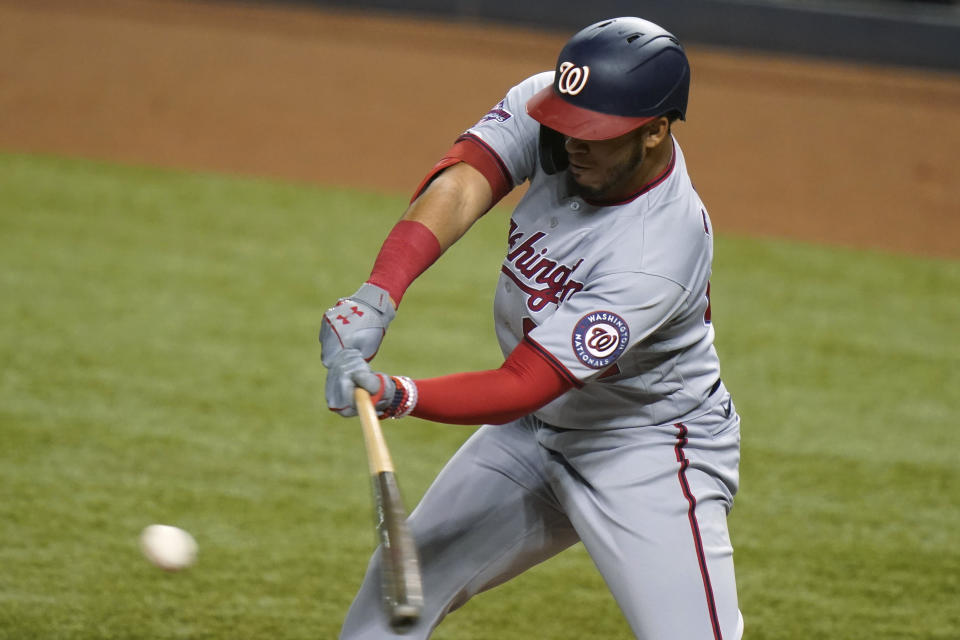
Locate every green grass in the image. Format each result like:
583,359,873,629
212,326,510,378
1,152,957,639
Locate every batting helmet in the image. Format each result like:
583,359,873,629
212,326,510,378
527,17,690,142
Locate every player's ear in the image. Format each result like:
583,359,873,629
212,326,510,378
539,125,569,175
641,117,670,149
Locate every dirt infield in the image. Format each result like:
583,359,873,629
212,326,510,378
1,0,958,257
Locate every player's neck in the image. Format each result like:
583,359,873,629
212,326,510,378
632,135,674,194
590,134,674,204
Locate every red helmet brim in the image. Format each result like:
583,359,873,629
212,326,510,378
526,85,657,141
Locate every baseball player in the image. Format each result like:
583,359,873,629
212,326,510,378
321,17,744,640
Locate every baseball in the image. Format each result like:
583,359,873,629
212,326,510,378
139,524,198,571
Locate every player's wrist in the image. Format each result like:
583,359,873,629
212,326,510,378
351,282,397,317
378,375,418,419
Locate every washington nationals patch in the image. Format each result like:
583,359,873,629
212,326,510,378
572,311,629,369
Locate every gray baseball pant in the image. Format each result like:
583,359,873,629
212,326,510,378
340,393,743,639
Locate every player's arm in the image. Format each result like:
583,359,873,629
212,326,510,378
362,160,493,312
319,137,513,367
326,339,577,424
367,134,514,304
400,161,493,253
411,339,577,424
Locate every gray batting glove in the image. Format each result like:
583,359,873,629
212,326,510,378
325,349,395,417
319,283,396,367
325,349,418,419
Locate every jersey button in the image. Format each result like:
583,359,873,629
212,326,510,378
569,201,581,211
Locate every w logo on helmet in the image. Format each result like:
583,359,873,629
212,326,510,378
557,61,590,95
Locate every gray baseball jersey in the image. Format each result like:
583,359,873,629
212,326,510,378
471,72,720,428
340,72,743,640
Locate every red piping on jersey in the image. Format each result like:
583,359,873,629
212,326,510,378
457,133,514,194
518,320,582,387
410,134,514,207
674,423,724,640
583,141,677,207
523,336,582,388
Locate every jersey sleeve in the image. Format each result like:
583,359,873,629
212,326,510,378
410,135,514,207
410,72,551,206
526,271,690,383
462,71,551,186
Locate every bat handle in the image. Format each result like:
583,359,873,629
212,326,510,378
355,388,394,474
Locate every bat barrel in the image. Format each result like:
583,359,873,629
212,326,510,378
355,388,424,632
374,470,424,629
390,604,421,632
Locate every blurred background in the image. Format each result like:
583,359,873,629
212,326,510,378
298,0,960,71
2,0,957,256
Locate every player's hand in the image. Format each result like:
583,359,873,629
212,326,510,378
319,283,396,367
325,349,418,419
326,349,393,417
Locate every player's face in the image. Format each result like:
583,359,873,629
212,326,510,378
563,128,647,202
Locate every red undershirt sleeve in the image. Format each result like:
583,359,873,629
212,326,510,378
410,338,579,425
411,134,514,206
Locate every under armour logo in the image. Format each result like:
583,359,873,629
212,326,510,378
557,61,590,96
335,305,364,325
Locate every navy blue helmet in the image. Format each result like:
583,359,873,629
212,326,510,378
527,17,690,141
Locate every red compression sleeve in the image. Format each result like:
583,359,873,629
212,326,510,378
367,220,442,306
410,339,578,425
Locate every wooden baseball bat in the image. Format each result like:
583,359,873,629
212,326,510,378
354,388,423,632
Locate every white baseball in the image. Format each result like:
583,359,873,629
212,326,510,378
139,524,198,571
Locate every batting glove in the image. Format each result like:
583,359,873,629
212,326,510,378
325,349,417,419
319,283,396,367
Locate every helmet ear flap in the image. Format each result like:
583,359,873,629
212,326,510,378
538,125,568,175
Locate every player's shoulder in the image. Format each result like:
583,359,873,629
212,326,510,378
459,72,554,188
464,71,551,130
593,145,711,285
498,71,554,112
517,71,554,95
